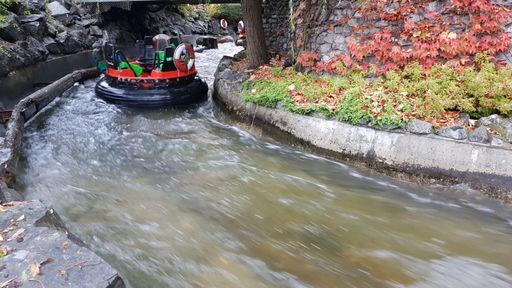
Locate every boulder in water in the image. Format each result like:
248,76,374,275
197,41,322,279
218,36,234,43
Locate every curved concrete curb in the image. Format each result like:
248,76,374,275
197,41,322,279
213,57,512,203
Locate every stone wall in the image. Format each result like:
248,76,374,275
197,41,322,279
0,0,105,77
262,0,291,53
262,0,375,59
262,0,512,64
0,1,230,78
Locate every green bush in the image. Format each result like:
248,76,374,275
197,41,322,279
242,54,512,126
175,4,196,18
208,4,242,23
0,0,19,16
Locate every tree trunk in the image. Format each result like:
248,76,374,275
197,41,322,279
241,0,269,69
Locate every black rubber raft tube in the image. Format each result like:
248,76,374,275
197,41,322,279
95,77,208,107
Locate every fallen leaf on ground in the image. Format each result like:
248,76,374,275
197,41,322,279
1,201,33,207
30,263,41,276
7,228,25,241
40,258,54,266
0,247,7,257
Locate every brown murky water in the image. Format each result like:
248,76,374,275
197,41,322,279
18,43,512,288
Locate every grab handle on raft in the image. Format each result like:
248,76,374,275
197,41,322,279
116,50,138,77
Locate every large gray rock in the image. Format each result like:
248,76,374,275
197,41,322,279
76,18,98,28
43,37,62,54
437,125,467,140
455,113,470,126
17,13,44,24
208,19,221,35
477,114,512,143
196,36,218,49
0,200,125,288
45,16,65,37
56,31,84,54
489,120,512,143
21,0,46,11
0,182,23,202
92,38,106,49
47,1,70,17
22,21,44,37
477,114,501,127
88,25,103,37
188,19,208,34
490,136,505,147
468,126,490,143
68,4,87,16
406,119,433,135
0,13,24,43
218,35,235,43
58,14,78,26
0,38,48,77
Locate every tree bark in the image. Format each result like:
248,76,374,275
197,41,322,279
241,0,269,69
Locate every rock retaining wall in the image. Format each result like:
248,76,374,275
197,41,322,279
262,0,512,63
0,0,106,77
262,0,292,53
0,1,233,78
213,56,512,203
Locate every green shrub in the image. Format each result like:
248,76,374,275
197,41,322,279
242,54,512,126
207,4,242,23
0,0,19,16
175,4,196,18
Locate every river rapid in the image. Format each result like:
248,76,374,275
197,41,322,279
17,43,512,288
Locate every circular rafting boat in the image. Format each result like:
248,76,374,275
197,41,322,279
95,35,208,107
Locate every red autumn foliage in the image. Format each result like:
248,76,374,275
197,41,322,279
292,0,512,74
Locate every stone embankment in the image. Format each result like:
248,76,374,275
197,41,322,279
0,0,105,78
0,200,125,288
0,0,235,79
213,55,512,203
262,0,512,64
0,68,126,287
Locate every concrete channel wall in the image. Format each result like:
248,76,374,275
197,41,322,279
0,68,126,288
213,57,512,203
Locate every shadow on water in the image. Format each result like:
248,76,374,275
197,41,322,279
15,43,512,288
0,51,96,109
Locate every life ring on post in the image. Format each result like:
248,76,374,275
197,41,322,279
238,20,246,37
220,18,228,30
173,43,195,72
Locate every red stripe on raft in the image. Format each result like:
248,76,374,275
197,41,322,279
106,65,197,80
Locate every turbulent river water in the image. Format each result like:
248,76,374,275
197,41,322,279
17,43,512,288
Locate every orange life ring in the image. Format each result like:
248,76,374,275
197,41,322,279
220,18,228,30
173,43,195,72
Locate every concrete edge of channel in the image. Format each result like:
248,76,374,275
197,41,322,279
0,68,127,288
212,56,512,203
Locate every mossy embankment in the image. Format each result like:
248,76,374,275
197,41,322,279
213,54,512,203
